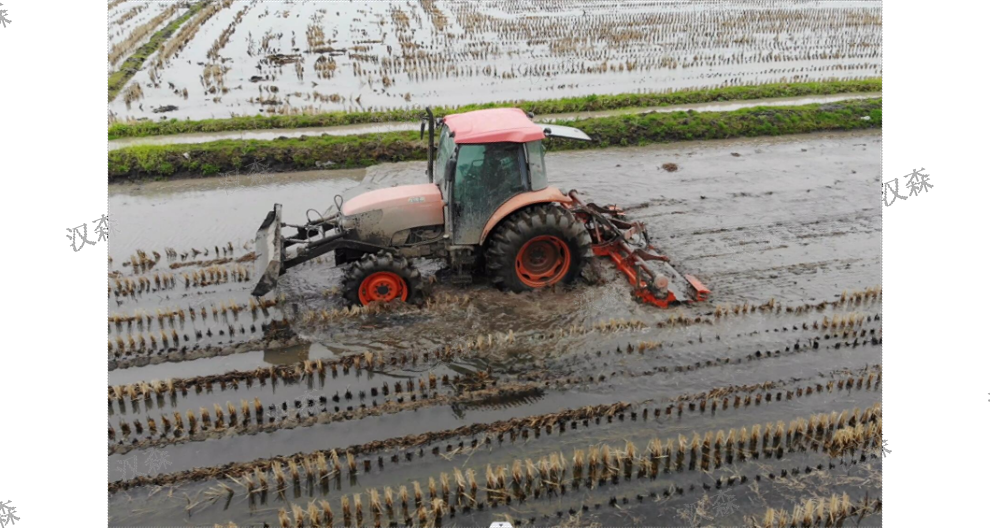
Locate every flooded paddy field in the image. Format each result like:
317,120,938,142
108,130,881,527
107,0,881,123
108,2,183,74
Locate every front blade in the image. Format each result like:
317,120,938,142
251,204,283,297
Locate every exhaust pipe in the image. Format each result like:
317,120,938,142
422,107,435,183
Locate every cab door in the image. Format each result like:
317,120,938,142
434,126,456,237
451,142,528,245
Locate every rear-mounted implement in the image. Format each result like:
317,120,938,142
567,190,710,308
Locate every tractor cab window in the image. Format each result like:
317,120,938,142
526,140,547,191
452,142,527,244
435,126,455,185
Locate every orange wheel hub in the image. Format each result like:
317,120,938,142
515,235,571,288
358,272,408,305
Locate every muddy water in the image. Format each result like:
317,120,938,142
108,131,880,527
109,319,881,479
107,93,880,150
111,461,881,528
108,297,883,468
109,169,362,260
118,379,878,490
114,386,882,497
109,361,467,426
110,129,880,343
108,2,177,72
107,0,881,122
109,378,881,526
108,342,329,386
108,169,359,365
109,129,879,276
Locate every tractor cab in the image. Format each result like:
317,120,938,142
426,107,590,246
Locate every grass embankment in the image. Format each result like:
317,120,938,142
107,79,881,139
108,98,881,182
107,1,208,102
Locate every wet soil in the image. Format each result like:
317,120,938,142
108,130,880,527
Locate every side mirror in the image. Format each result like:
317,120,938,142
444,158,456,183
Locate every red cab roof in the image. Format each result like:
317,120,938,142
443,108,546,144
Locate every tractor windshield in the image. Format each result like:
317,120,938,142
452,142,527,244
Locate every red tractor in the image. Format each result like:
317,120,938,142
252,107,708,307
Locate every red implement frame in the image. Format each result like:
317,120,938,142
567,190,710,308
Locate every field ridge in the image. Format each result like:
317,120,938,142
108,98,881,181
107,79,881,139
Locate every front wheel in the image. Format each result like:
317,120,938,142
342,251,428,306
485,204,593,293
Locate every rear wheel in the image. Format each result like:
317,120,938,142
342,251,427,306
485,204,593,292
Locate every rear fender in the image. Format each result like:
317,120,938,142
479,187,573,245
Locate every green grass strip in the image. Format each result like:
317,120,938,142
107,79,881,139
108,1,209,103
108,98,881,182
